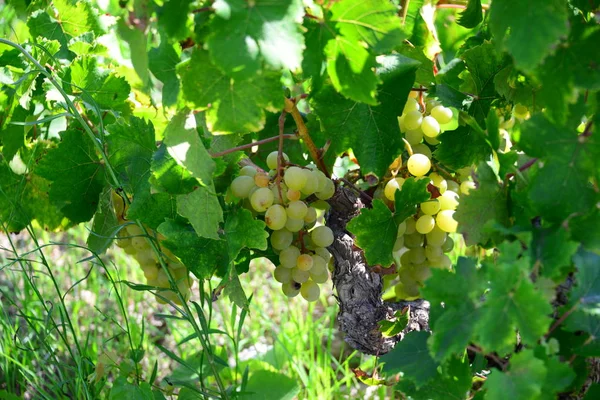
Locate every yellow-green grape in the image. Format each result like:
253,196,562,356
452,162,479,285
407,154,431,177
460,181,476,195
513,103,529,119
231,176,256,199
126,224,144,237
412,143,433,160
132,236,149,251
424,135,440,146
393,236,405,252
271,229,293,250
301,170,320,195
425,99,441,113
123,245,137,255
404,110,423,131
296,254,314,271
397,221,407,236
404,232,424,248
395,282,419,299
314,247,331,262
412,266,432,282
403,97,420,114
430,105,453,124
282,281,301,298
438,191,459,211
265,204,287,230
315,179,335,200
426,226,447,247
409,247,426,264
420,199,441,215
431,254,452,269
447,180,460,193
143,265,159,281
271,182,288,204
405,217,416,234
285,217,304,232
240,165,258,177
405,129,423,145
284,166,307,191
304,207,317,224
301,280,320,302
136,249,156,265
266,151,289,170
315,170,329,192
384,177,405,201
457,167,471,180
310,271,329,284
287,200,308,219
421,116,441,138
429,172,447,194
116,237,131,248
274,266,292,283
287,189,301,202
436,210,458,233
280,246,301,268
311,226,334,247
291,267,310,283
425,245,443,261
416,215,435,234
310,255,327,276
254,172,270,188
441,236,454,253
398,115,407,132
250,187,274,212
156,270,170,287
399,268,417,286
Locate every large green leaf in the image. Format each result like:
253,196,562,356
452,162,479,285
484,350,547,400
347,200,396,267
380,331,438,387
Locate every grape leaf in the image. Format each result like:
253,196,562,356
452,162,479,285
163,110,215,186
393,177,431,223
397,45,434,87
454,162,509,246
177,185,223,240
36,129,106,223
245,369,300,400
52,0,103,38
312,55,418,181
148,39,180,106
434,125,492,171
421,257,482,307
1,105,30,161
224,208,268,261
458,0,483,29
220,264,249,310
207,0,304,79
427,304,479,362
570,210,600,251
178,49,283,134
530,226,578,281
484,350,546,400
127,184,177,230
302,19,334,91
347,200,396,267
535,350,576,396
87,187,120,254
116,19,150,86
489,0,568,73
157,0,193,41
150,145,197,195
27,12,69,57
402,0,424,38
564,250,600,342
380,331,438,387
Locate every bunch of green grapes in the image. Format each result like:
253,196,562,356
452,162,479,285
229,152,335,302
112,191,193,305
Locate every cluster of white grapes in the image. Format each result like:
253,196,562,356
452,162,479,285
112,192,193,305
229,152,336,302
386,95,475,299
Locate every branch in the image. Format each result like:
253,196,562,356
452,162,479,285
210,134,298,157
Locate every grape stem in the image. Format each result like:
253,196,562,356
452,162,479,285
275,111,287,203
210,134,298,157
506,157,538,180
284,97,330,177
402,138,414,156
467,345,507,371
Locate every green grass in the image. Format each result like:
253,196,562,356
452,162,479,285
0,225,387,399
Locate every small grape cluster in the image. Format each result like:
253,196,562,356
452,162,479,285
229,152,335,302
112,191,193,305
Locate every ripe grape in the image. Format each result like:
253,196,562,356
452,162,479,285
405,217,416,234
404,232,424,248
403,98,420,114
407,154,431,177
421,116,440,138
132,236,149,251
270,229,293,250
424,135,440,146
287,200,308,219
274,266,292,283
250,187,274,212
143,265,159,281
430,105,453,124
265,204,287,230
384,177,405,201
316,179,335,200
266,151,289,170
420,199,441,215
239,165,258,177
412,144,432,159
314,247,331,262
446,180,460,193
116,237,131,248
310,255,327,276
287,189,301,202
231,175,257,199
291,267,310,283
126,224,144,237
284,166,307,191
429,172,447,194
254,172,270,188
393,236,405,252
425,245,443,261
310,271,329,284
285,217,304,232
426,226,447,246
397,221,407,236
460,181,476,195
296,254,314,271
300,280,320,302
405,129,423,145
409,247,427,264
301,170,320,195
436,210,458,233
416,215,435,234
441,236,454,253
280,246,301,268
438,191,459,210
282,281,301,297
404,110,423,131
311,226,334,247
304,207,317,224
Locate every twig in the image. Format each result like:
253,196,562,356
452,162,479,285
582,120,594,138
506,158,538,179
276,111,287,202
210,134,297,157
402,138,414,156
467,345,507,371
546,303,579,338
411,87,428,92
192,7,213,13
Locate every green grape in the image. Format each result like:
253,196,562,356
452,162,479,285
304,207,317,224
404,232,424,248
254,172,270,188
393,236,405,252
296,254,314,271
436,210,458,233
291,267,310,283
441,236,454,253
513,103,528,119
311,226,334,247
416,215,435,234
384,177,405,201
431,254,452,269
412,143,432,160
405,217,416,234
300,280,320,302
282,281,301,298
430,105,453,124
270,229,293,250
266,151,289,170
301,170,320,195
399,268,417,286
398,115,407,132
265,204,287,230
429,172,447,194
426,226,447,246
250,187,274,212
132,236,149,251
424,135,440,146
310,271,329,284
284,166,307,191
403,97,420,114
287,200,308,219
240,166,258,177
421,116,440,138
316,179,335,200
285,217,304,232
404,110,423,131
136,249,157,265
407,154,431,177
420,199,441,215
405,128,423,145
280,246,301,268
395,282,417,299
425,245,443,261
274,266,292,283
409,247,426,264
116,237,131,248
397,221,407,236
143,265,159,281
425,99,441,113
126,224,144,237
123,245,137,255
310,255,327,276
446,180,460,193
156,270,169,287
460,180,476,195
314,247,331,262
399,250,412,267
438,191,459,211
271,184,288,205
315,170,329,192
412,266,432,282
287,189,301,202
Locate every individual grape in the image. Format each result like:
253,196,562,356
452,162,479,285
230,175,257,199
404,232,424,248
395,282,419,299
403,97,420,114
397,221,407,237
398,115,407,132
399,250,412,267
310,271,329,284
460,181,476,195
136,249,157,265
311,226,334,247
420,199,441,215
405,218,416,234
409,247,426,264
436,210,458,233
156,270,170,287
429,172,447,194
421,116,441,138
430,105,453,124
116,237,131,248
315,179,335,200
296,254,314,271
239,165,258,177
438,191,459,211
513,103,528,119
405,129,424,145
407,154,431,177
393,236,405,252
304,207,317,224
284,166,307,191
285,217,304,232
250,187,274,212
266,151,289,170
431,254,452,269
446,180,460,193
314,170,329,192
404,110,423,131
132,236,149,251
426,226,447,247
280,246,301,268
441,236,454,253
282,281,301,298
416,215,435,234
126,224,144,237
424,135,440,146
287,188,301,202
301,280,320,302
412,143,433,159
412,266,432,282
271,184,288,204
310,255,327,276
301,170,320,195
287,200,308,219
274,266,292,283
399,268,418,286
291,267,310,283
143,265,159,281
254,172,270,188
265,204,287,230
425,99,441,113
315,247,331,262
425,245,443,261
384,177,405,201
